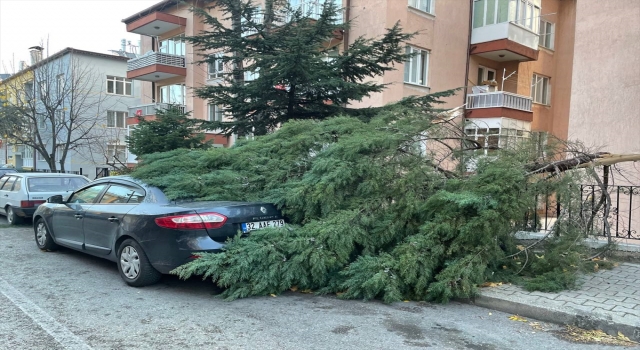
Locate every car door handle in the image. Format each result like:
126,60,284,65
3,194,7,197
107,217,119,222
74,214,83,219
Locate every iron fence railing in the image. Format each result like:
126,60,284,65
128,103,186,117
466,91,533,112
526,185,639,240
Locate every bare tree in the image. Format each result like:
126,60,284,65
0,50,121,172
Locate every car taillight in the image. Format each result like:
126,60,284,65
154,212,227,230
20,200,46,208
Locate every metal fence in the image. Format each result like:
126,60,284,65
527,185,639,240
466,91,533,112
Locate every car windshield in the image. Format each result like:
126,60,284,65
27,177,89,192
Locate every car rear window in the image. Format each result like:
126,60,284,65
27,177,89,192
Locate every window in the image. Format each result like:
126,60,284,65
37,113,47,128
404,46,429,86
37,150,45,161
531,74,551,105
208,104,224,122
465,118,530,155
39,81,47,98
106,76,132,96
159,34,186,56
24,147,33,159
56,74,64,96
107,144,127,162
27,177,88,192
56,109,65,124
68,184,107,204
539,20,555,49
473,0,539,32
0,176,17,191
208,53,224,80
159,84,186,105
99,185,139,204
477,66,497,85
107,111,127,128
244,68,260,82
409,0,434,14
241,6,263,37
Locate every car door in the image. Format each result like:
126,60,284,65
0,176,18,214
51,184,108,249
82,183,145,255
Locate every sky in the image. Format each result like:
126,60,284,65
0,0,161,74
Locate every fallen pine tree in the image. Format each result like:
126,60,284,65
131,103,617,303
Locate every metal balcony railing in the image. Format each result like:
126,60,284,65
128,103,186,117
127,52,186,71
466,91,532,112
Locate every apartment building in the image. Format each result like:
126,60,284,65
121,0,639,159
0,48,141,177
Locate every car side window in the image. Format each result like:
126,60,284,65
0,176,16,191
0,176,9,189
99,185,136,204
67,184,107,204
12,178,22,192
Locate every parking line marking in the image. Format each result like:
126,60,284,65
0,277,92,350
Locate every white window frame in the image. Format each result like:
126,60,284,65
37,113,47,129
208,53,225,80
539,19,555,50
531,74,551,105
408,0,434,15
208,104,224,122
477,66,497,85
107,144,127,162
159,34,186,56
244,67,260,82
106,76,132,96
473,0,539,32
404,46,430,87
55,109,65,125
107,111,127,128
38,81,47,98
56,74,64,97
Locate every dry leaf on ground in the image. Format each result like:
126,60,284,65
508,315,528,322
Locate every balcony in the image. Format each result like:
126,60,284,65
466,91,533,122
126,52,186,82
470,22,539,62
127,103,186,124
125,12,186,37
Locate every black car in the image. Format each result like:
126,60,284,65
33,176,285,287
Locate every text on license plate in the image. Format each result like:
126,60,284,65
242,219,285,233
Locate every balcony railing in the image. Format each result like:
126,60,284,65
466,91,532,112
128,103,186,117
127,52,186,71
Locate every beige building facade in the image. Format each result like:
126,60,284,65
121,0,639,161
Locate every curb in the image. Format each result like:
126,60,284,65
466,294,640,342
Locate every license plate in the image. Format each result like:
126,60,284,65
241,219,285,233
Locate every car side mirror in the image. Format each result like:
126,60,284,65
47,195,64,204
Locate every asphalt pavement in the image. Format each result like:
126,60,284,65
0,218,635,350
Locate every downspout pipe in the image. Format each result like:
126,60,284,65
343,0,351,52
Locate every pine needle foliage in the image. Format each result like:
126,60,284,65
187,0,415,135
131,98,608,303
126,106,211,157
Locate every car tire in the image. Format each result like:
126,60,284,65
6,206,23,226
34,218,58,251
117,239,161,287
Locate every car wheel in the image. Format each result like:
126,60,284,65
34,218,58,251
117,239,161,287
6,206,23,225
